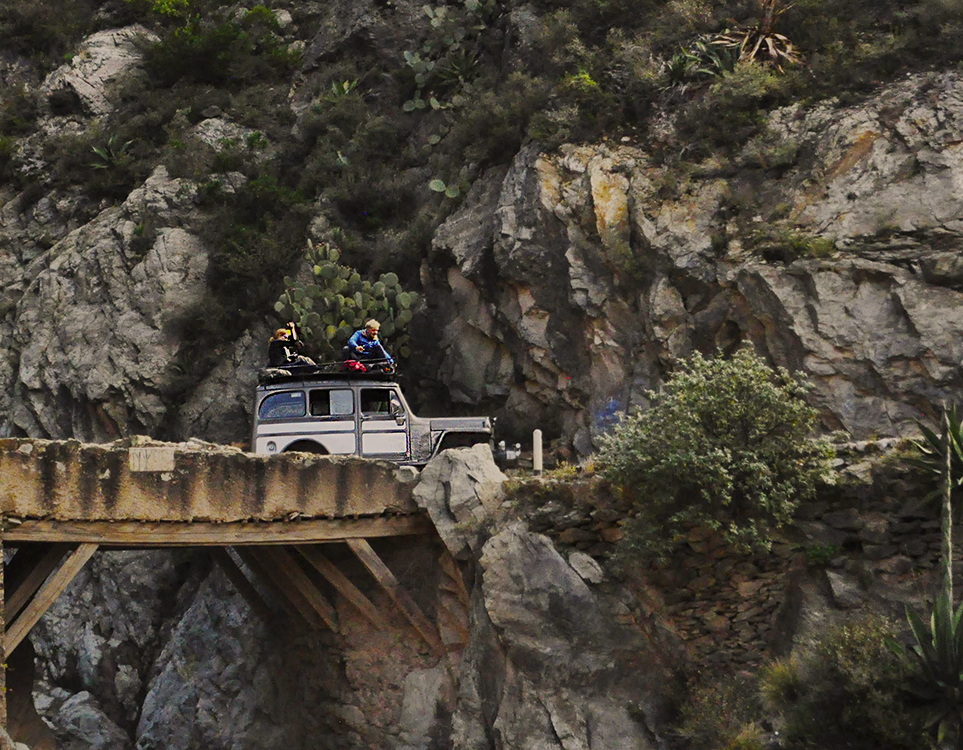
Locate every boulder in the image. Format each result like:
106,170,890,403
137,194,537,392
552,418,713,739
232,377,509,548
447,523,678,749
1,166,209,441
411,444,507,559
40,27,157,118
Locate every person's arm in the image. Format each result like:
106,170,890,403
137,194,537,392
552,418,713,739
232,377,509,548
375,340,393,363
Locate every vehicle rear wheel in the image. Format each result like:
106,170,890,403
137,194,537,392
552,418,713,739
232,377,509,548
283,441,329,455
436,433,489,454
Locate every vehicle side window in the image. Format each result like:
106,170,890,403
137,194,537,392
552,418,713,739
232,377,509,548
361,388,393,416
310,389,354,416
258,391,305,420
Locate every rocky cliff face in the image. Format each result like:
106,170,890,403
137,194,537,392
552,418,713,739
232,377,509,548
2,18,961,453
427,71,963,453
2,6,962,748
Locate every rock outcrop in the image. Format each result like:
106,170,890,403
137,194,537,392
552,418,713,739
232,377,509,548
427,71,963,453
40,27,156,119
449,523,673,750
2,67,961,453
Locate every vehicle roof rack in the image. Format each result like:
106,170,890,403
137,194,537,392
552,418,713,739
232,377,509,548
257,359,397,385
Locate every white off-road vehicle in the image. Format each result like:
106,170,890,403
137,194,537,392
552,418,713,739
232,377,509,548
252,363,494,466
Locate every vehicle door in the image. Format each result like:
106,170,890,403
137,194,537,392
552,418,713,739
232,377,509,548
359,386,409,458
307,387,357,454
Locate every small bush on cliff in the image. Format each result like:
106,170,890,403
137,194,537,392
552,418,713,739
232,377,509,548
677,671,765,750
770,615,932,749
596,346,835,561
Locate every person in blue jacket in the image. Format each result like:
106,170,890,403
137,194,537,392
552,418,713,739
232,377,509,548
345,319,394,363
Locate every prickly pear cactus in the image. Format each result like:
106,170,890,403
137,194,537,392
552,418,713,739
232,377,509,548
274,239,419,361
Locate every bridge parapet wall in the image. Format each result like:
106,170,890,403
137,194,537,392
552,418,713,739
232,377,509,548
0,437,420,522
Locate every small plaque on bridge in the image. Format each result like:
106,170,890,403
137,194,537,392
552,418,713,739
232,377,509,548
129,447,176,472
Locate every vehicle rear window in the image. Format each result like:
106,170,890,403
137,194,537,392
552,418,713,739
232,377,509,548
310,388,354,416
258,391,305,420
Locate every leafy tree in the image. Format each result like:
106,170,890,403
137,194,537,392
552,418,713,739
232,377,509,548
596,346,834,560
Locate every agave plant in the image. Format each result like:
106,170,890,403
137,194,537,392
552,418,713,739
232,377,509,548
905,590,963,746
713,0,803,71
907,405,963,506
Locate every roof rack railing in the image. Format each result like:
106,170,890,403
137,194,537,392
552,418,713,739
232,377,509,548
258,358,397,385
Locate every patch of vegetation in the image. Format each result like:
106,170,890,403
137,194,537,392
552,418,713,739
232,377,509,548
200,173,311,324
44,126,148,201
903,587,963,747
274,240,420,361
676,671,763,750
0,85,39,137
803,541,840,567
141,4,300,88
748,224,836,263
596,346,836,562
769,616,932,749
0,0,106,71
906,403,963,507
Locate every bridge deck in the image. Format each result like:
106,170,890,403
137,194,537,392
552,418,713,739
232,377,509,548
0,437,421,526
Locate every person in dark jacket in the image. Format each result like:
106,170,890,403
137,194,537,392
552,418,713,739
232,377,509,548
268,325,314,368
344,319,393,363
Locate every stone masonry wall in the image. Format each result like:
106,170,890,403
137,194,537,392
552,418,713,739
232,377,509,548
514,440,951,670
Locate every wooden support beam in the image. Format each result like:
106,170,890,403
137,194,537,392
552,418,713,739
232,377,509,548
5,544,98,656
234,548,307,625
439,551,471,608
295,546,388,629
211,549,275,625
5,544,71,624
245,548,339,633
436,598,470,644
346,539,443,656
2,516,433,546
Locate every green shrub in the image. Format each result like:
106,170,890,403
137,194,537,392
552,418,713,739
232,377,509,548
803,542,840,567
596,346,835,561
677,672,761,750
274,240,420,361
194,171,311,350
0,84,39,137
44,127,147,201
142,5,298,88
673,61,799,158
906,404,963,507
777,615,931,749
758,657,802,712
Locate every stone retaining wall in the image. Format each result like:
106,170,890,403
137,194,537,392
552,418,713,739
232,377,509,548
514,441,951,669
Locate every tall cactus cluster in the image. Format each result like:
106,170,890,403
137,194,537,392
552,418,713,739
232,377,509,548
274,240,419,360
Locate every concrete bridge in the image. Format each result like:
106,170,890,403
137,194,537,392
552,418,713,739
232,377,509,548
0,437,471,740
